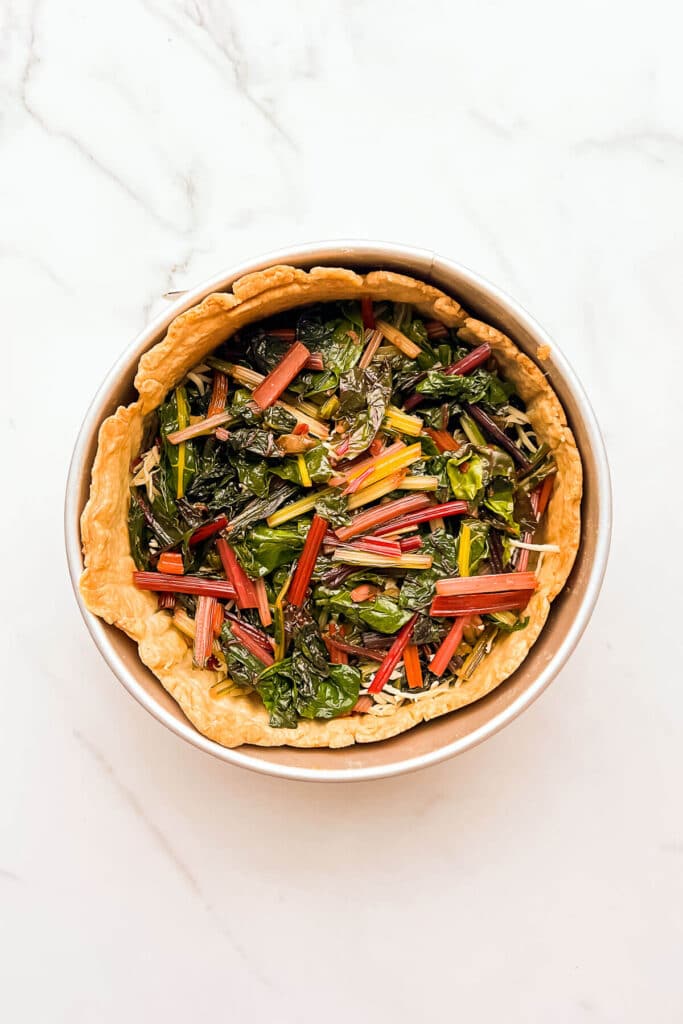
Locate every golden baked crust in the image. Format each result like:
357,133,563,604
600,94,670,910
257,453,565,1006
80,267,582,748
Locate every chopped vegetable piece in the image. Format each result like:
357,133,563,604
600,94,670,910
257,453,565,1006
399,535,423,553
293,422,310,436
458,624,498,680
361,297,376,330
352,695,374,713
224,611,275,652
399,475,439,491
297,453,312,487
383,405,424,436
212,602,224,635
166,410,234,445
251,342,311,410
447,343,492,376
535,473,555,519
303,353,324,370
327,639,384,663
173,608,223,662
273,569,294,661
425,319,449,340
430,591,535,616
458,523,471,578
424,427,459,453
277,400,329,439
267,490,323,528
332,548,433,570
157,551,184,575
459,412,486,446
351,536,402,558
276,433,318,454
216,538,258,609
358,328,383,369
349,584,380,602
429,616,469,676
404,343,492,410
368,614,418,693
346,471,408,509
188,514,228,546
133,572,237,600
218,361,329,438
435,572,538,597
336,494,431,542
326,639,349,665
193,596,217,668
375,319,422,359
230,621,274,666
174,386,190,498
509,539,559,553
268,328,296,341
342,466,375,495
288,514,329,606
254,578,272,627
488,529,505,573
207,371,229,416
373,500,468,536
319,394,339,419
157,592,176,611
463,403,531,470
403,643,423,689
331,441,405,488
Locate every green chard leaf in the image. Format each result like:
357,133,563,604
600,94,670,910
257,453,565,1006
416,368,512,409
227,480,298,541
256,609,360,727
230,522,307,577
255,663,299,729
313,488,350,528
399,570,439,611
271,444,334,486
158,387,197,498
455,518,490,574
127,493,152,569
335,362,392,459
483,478,518,531
235,455,270,498
320,590,412,634
218,624,265,690
447,451,488,501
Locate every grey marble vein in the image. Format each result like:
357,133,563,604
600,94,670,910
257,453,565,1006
72,729,277,990
575,129,683,166
0,244,72,293
0,867,23,884
456,194,521,290
73,728,204,897
144,0,297,151
13,0,182,234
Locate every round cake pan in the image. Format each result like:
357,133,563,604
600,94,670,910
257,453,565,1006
65,241,611,781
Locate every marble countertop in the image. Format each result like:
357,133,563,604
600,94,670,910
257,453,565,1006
3,0,682,1019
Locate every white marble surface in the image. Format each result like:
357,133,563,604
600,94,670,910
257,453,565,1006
3,0,682,1019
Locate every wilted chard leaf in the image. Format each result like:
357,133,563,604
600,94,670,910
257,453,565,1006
158,386,197,498
320,590,412,634
416,368,512,409
334,362,392,459
313,488,350,528
230,522,307,577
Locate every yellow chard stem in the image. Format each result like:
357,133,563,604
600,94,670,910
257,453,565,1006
458,523,471,578
175,386,190,499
